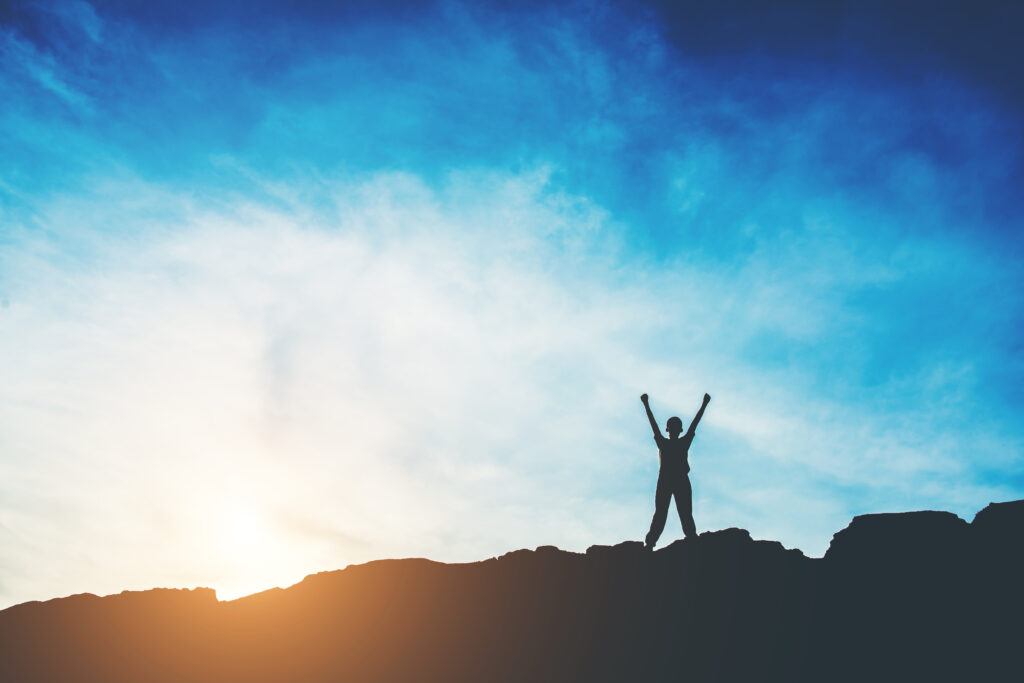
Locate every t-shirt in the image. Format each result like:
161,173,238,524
655,431,694,474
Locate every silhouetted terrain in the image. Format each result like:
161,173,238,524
2,501,1021,682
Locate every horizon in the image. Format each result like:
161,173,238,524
5,498,1015,609
2,0,1023,609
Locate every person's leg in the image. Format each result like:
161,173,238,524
675,475,697,538
645,474,672,549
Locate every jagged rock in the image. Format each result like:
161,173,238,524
533,544,563,555
584,539,645,559
824,509,970,566
972,499,1024,537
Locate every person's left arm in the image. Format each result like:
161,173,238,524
687,393,711,436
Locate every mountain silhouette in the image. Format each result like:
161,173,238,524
1,501,1021,682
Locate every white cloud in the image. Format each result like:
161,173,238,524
0,168,1019,608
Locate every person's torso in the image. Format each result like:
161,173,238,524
657,433,693,473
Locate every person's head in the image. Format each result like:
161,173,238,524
666,416,683,438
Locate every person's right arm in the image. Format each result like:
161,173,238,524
641,394,663,440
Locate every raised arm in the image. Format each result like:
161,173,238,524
640,394,663,439
687,393,711,435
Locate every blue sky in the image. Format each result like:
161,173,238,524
1,0,1023,607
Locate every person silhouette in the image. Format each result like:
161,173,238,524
641,392,710,550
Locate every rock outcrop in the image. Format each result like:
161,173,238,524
1,501,1021,682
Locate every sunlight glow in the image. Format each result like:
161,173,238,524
211,501,282,600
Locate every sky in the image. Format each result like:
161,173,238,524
1,0,1023,608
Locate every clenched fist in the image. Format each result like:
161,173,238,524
703,393,711,404
641,394,649,404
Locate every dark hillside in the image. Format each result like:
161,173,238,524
2,501,1021,682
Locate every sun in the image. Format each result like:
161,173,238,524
225,506,269,552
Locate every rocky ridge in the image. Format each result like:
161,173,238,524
2,501,1021,682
